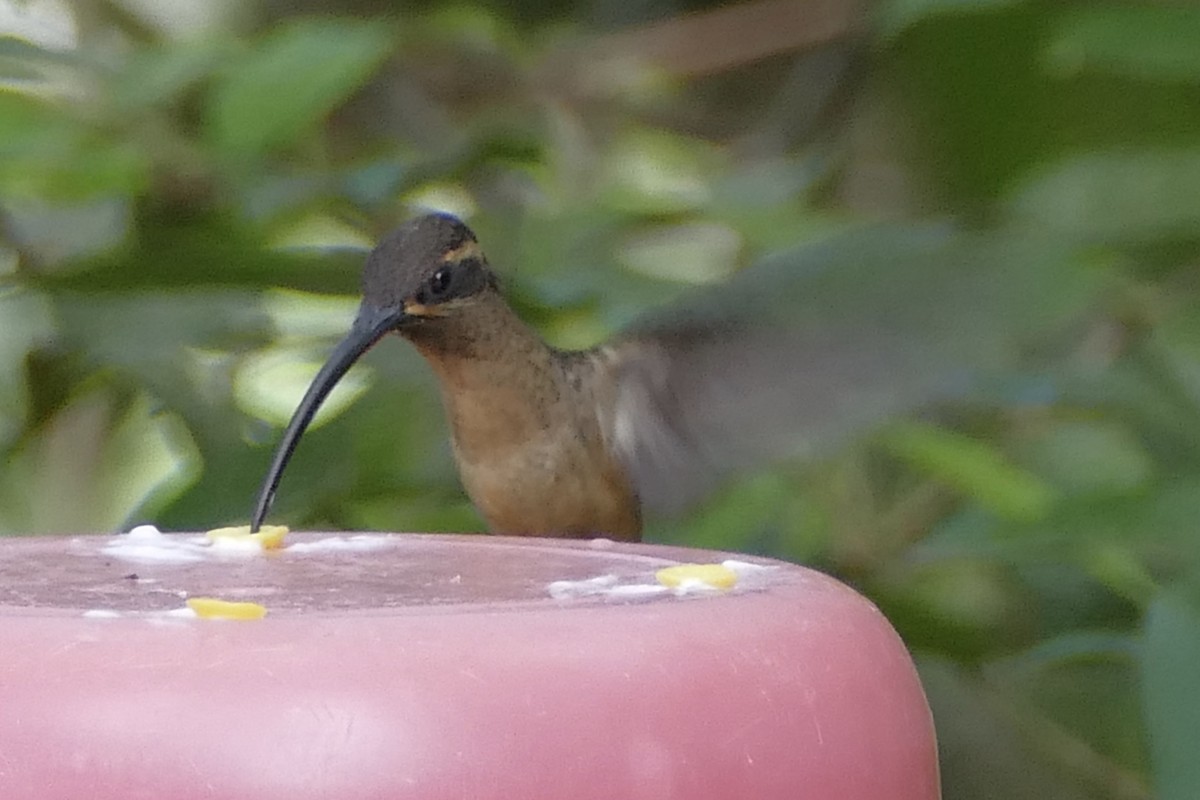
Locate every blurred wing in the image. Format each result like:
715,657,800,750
603,224,1105,515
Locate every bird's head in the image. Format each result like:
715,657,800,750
249,212,497,530
361,213,499,331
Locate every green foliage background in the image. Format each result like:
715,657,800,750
3,0,1200,796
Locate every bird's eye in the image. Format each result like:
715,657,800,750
428,267,452,298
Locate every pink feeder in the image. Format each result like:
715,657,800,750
0,532,939,799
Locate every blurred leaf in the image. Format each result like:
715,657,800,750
349,491,481,534
53,291,271,373
1155,305,1200,415
207,18,393,156
1060,356,1200,466
268,214,374,252
1143,590,1200,800
884,421,1058,521
96,394,199,527
0,92,148,199
919,657,1095,800
646,470,808,554
0,34,85,81
1015,420,1154,497
1084,541,1158,607
0,389,193,533
0,91,70,151
877,0,1024,39
235,344,372,428
0,287,54,446
988,633,1149,793
600,128,717,214
616,221,741,284
111,40,229,113
36,214,363,292
994,630,1137,674
882,557,1037,659
4,197,130,265
1048,6,1200,83
1010,150,1200,244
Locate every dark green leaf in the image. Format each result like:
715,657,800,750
1048,6,1200,83
884,421,1058,521
207,19,393,156
1143,590,1200,800
1009,150,1200,244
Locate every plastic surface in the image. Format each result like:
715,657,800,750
0,532,939,799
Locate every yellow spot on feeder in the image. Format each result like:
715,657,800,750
655,563,738,591
186,597,268,620
205,524,289,550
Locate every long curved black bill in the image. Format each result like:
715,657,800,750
250,304,406,531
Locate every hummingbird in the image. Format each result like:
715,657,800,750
249,213,1099,541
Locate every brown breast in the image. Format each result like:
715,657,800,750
405,306,642,540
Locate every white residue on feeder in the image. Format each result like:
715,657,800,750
104,526,397,565
546,559,780,602
721,559,776,575
547,573,670,601
284,535,394,554
605,583,673,599
673,578,723,595
81,609,122,619
103,524,281,564
160,606,199,620
548,574,617,599
81,606,198,620
102,524,208,564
